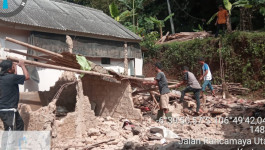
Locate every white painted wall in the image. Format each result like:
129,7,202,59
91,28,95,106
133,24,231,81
135,58,143,76
88,57,143,76
0,26,29,92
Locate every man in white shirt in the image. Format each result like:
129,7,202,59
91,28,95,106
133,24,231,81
198,57,215,97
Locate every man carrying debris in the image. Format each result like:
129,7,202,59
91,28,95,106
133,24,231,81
215,5,228,37
143,63,172,121
175,66,202,114
198,57,215,97
0,60,29,131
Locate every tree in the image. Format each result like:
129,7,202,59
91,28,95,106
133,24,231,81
118,0,144,32
166,0,175,34
148,13,174,38
223,0,232,32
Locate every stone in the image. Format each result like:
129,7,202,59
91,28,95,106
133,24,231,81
122,141,135,150
88,128,101,136
132,126,141,135
183,101,196,108
106,130,120,138
105,116,113,121
241,122,250,129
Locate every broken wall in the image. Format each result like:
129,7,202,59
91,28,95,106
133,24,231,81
81,75,142,120
19,77,97,143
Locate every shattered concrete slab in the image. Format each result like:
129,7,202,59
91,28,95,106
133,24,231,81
81,75,142,120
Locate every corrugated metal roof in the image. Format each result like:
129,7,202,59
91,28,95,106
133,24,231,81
0,0,141,42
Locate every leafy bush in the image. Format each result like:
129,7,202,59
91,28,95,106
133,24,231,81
140,31,159,55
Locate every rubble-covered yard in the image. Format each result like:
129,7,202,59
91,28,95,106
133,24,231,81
1,70,264,150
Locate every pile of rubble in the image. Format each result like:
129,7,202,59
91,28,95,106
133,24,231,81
0,71,262,150
156,31,210,44
126,87,265,150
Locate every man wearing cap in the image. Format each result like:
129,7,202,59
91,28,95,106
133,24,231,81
143,62,172,121
0,60,29,131
175,66,202,114
198,57,215,97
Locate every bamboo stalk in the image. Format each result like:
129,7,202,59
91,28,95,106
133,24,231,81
3,56,114,78
4,48,54,63
5,37,63,58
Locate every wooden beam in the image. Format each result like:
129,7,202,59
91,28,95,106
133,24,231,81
4,48,54,63
2,56,114,78
5,37,63,58
150,91,159,109
124,42,128,75
133,84,177,95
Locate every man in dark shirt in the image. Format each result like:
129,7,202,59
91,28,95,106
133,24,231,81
175,66,203,114
143,63,171,121
0,60,29,131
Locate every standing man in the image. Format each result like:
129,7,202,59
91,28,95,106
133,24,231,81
143,63,172,121
0,60,29,131
175,66,202,114
215,5,228,37
198,57,215,97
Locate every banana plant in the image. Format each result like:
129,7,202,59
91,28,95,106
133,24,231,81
207,12,218,25
148,13,174,38
118,0,144,32
193,24,204,32
109,2,120,21
109,2,132,22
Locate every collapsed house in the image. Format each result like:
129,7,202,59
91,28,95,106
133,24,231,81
1,48,144,147
0,0,147,146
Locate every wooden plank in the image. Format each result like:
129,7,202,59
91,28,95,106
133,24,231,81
4,48,54,63
133,84,177,95
2,56,114,78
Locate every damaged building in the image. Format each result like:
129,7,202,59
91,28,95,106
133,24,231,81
0,0,143,92
0,0,144,145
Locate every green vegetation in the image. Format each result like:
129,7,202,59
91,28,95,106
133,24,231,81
66,0,265,36
143,31,265,93
65,0,265,96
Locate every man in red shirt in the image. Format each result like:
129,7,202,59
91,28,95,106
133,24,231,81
215,5,228,37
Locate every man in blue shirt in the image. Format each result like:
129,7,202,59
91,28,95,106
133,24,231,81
198,57,215,97
0,60,29,131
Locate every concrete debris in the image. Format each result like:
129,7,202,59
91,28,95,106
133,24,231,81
0,73,262,150
150,126,180,139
